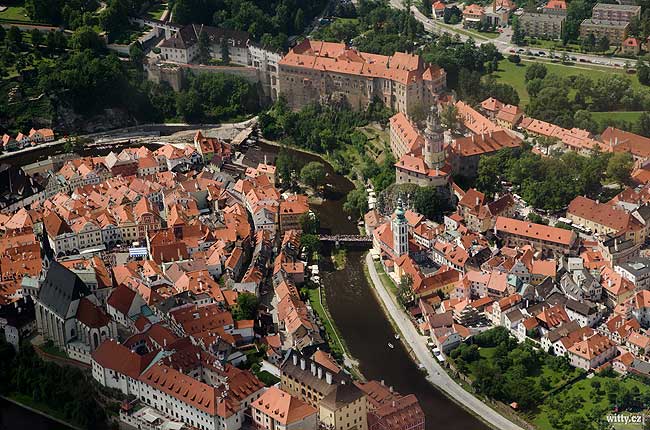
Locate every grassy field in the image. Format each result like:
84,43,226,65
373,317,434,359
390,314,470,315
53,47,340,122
0,5,31,22
146,3,167,20
590,111,644,127
493,59,643,107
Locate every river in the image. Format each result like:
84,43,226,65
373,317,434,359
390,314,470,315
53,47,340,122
3,139,488,430
0,398,71,430
254,142,488,430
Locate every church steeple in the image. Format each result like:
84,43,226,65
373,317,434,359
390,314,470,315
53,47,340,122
392,197,408,257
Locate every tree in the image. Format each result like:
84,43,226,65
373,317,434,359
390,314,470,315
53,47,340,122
70,26,105,53
176,89,203,121
293,8,304,34
440,104,460,132
635,112,650,138
525,63,547,82
197,30,211,64
581,33,596,52
129,41,145,69
30,28,43,48
396,275,414,307
413,186,444,221
300,233,321,257
508,54,521,64
220,37,230,64
343,187,368,218
299,212,319,234
606,152,633,187
300,161,326,190
510,16,525,45
6,26,23,51
597,35,609,52
234,292,258,320
573,110,597,133
638,61,650,86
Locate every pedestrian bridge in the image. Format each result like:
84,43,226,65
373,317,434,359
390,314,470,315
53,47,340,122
319,235,373,244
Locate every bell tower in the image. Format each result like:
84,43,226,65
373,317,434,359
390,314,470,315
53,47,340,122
392,197,408,257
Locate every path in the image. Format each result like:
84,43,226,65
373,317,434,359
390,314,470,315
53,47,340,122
365,253,524,430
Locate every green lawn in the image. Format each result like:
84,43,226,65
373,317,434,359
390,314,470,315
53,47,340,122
493,59,643,107
306,287,347,358
375,261,398,295
590,111,644,127
0,5,31,22
146,3,167,20
533,375,650,430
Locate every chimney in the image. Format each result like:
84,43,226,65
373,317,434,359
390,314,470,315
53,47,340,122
614,239,619,252
389,386,394,393
300,358,306,370
292,354,298,366
311,362,316,375
325,372,333,384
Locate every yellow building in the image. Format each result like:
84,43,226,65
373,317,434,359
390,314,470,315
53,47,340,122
318,383,369,430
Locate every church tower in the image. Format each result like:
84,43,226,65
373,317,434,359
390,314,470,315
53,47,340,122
392,197,408,257
423,105,446,170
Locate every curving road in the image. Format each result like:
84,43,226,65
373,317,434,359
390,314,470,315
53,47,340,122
365,253,524,430
388,0,634,70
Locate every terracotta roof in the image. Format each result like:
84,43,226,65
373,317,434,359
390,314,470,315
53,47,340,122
495,216,576,246
76,297,110,328
568,196,640,233
140,363,236,417
91,340,154,379
451,130,522,157
252,387,317,425
568,333,616,360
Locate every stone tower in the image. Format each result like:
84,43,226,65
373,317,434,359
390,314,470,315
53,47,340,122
392,197,408,257
423,105,446,170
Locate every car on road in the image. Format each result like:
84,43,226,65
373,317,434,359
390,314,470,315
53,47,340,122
432,347,445,362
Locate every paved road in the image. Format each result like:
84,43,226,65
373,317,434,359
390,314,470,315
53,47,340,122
365,253,524,430
389,1,634,70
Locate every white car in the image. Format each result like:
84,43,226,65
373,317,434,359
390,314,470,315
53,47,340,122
432,347,445,362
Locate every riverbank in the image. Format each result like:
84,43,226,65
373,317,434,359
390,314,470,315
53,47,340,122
0,395,78,430
364,252,525,430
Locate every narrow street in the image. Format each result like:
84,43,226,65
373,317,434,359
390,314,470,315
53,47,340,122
365,253,525,430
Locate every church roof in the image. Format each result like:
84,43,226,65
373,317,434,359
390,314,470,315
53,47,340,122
38,261,90,318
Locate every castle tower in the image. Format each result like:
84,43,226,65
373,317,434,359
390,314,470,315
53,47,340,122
392,197,408,257
423,106,446,170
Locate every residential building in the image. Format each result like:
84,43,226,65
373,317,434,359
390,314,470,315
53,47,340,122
616,258,650,291
494,217,578,255
580,19,629,44
568,333,618,370
252,386,318,430
520,12,565,39
543,0,567,15
319,382,369,430
591,3,641,23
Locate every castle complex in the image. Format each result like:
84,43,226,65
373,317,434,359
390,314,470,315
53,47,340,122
277,40,446,114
